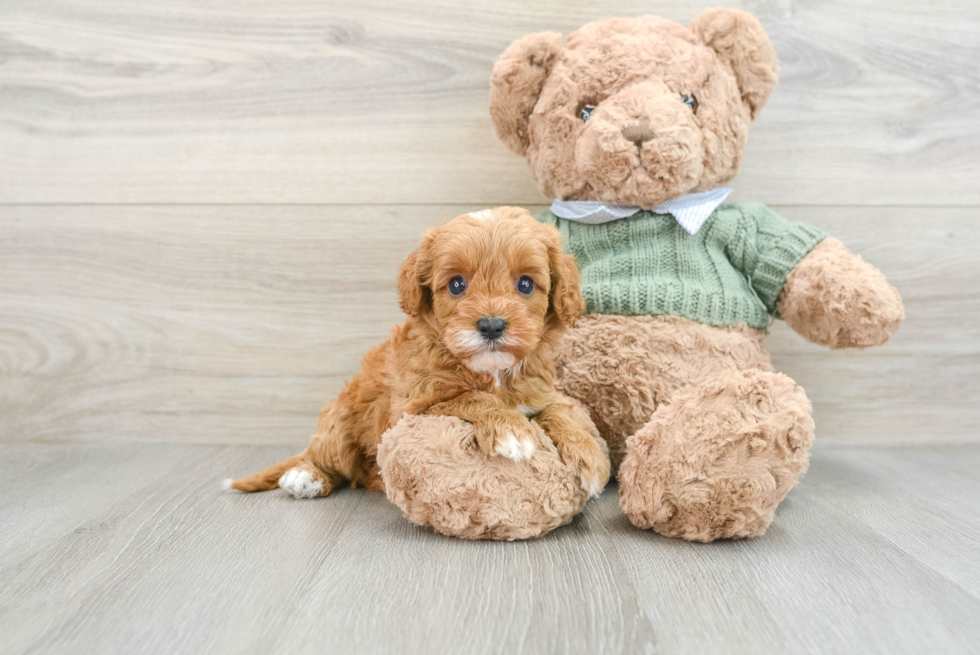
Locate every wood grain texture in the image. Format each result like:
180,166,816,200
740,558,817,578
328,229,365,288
2,204,975,446
1,3,976,652
0,442,978,655
1,0,978,204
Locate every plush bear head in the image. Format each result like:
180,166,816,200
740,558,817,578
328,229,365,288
490,8,778,208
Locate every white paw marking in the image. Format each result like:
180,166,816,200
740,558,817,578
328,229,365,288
582,475,605,498
495,434,534,461
468,209,496,220
221,478,234,490
494,434,523,460
278,468,323,499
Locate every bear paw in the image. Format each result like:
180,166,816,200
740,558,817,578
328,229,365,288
377,404,607,541
618,369,814,542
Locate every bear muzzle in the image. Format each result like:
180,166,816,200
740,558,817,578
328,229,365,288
575,83,705,207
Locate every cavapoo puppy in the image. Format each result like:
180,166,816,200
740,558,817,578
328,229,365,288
225,207,611,498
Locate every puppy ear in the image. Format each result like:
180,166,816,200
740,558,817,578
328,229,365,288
543,228,585,329
490,32,562,155
397,234,433,317
690,8,778,119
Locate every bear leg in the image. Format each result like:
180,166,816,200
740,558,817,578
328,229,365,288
618,369,814,541
377,406,607,541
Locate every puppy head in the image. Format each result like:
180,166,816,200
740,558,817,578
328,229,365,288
398,207,583,373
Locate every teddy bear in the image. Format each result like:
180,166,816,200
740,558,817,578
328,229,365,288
489,8,905,541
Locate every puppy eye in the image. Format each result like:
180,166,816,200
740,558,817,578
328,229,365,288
580,104,596,121
681,94,698,113
516,276,535,296
448,276,467,297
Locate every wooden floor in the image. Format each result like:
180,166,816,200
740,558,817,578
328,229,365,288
0,442,977,654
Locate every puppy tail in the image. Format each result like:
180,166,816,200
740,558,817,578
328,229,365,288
224,454,306,493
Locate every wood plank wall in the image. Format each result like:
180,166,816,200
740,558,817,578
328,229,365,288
2,0,978,446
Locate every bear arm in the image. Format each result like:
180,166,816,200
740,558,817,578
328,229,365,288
776,237,905,349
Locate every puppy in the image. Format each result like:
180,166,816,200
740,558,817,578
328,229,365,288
225,207,610,498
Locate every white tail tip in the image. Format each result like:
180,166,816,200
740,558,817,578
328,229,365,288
221,478,234,490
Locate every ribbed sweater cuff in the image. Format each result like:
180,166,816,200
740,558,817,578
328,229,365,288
753,223,827,312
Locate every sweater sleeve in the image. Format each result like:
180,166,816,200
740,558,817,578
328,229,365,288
724,203,826,314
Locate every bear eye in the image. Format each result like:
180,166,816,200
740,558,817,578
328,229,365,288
681,94,699,113
516,276,535,296
448,276,467,297
580,104,596,121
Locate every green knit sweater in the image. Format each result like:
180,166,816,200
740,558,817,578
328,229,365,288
537,203,826,329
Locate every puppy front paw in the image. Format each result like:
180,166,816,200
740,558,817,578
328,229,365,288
278,468,324,499
556,439,611,498
475,414,536,462
493,433,536,461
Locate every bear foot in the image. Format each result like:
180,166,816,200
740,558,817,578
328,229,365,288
377,402,608,541
618,369,814,542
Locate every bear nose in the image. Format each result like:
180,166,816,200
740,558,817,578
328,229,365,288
477,317,507,342
622,120,655,146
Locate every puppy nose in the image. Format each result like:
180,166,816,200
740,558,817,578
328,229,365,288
622,121,655,146
477,317,507,341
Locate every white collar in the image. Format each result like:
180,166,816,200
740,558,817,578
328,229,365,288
550,187,733,235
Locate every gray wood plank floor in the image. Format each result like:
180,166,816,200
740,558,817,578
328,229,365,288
1,442,977,655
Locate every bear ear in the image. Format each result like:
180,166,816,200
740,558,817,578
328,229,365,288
490,32,562,155
690,8,778,118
